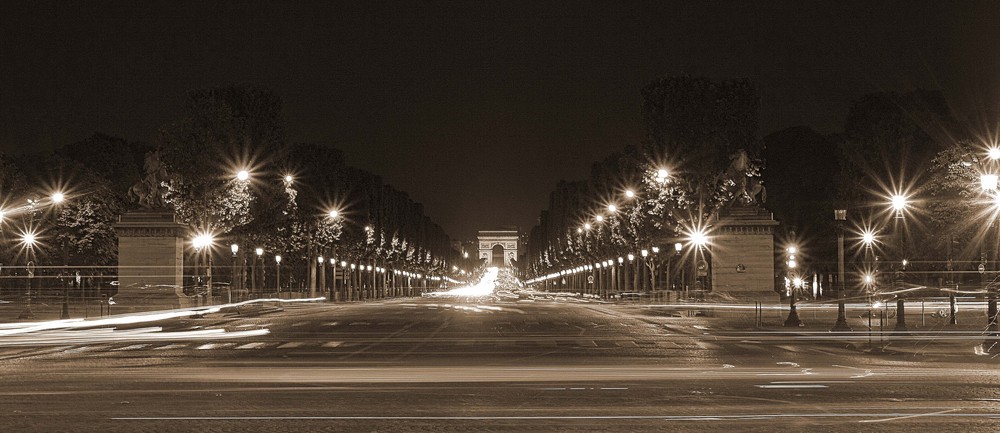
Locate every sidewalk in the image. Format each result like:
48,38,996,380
623,300,1000,358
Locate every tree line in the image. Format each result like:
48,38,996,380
527,74,994,294
0,85,456,288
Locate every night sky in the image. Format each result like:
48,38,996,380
2,1,998,240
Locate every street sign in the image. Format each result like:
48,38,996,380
979,264,986,274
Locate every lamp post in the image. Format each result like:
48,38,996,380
275,255,282,298
50,191,70,319
688,229,708,300
192,233,214,305
890,194,909,332
981,156,1000,351
784,245,804,327
318,255,326,300
832,209,852,331
674,242,682,298
18,231,37,319
230,243,238,303
253,247,263,298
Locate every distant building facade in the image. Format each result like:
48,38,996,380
478,227,520,267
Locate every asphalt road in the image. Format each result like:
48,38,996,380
0,295,997,432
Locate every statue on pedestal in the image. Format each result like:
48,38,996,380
726,149,766,206
127,150,169,209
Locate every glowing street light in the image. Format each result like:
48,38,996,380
607,204,617,213
50,191,65,204
982,174,999,192
284,174,294,183
688,229,708,247
655,168,669,183
584,223,592,230
328,209,340,219
595,215,604,222
624,189,635,199
236,170,250,181
21,231,36,247
861,230,876,248
891,194,908,218
989,147,1000,160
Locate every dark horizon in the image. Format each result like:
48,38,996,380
3,1,998,240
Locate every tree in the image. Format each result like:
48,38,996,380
158,85,287,235
641,75,763,216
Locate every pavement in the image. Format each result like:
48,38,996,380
1,293,998,432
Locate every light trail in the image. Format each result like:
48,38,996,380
424,267,499,298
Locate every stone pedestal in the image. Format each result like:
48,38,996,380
711,206,779,300
114,210,192,310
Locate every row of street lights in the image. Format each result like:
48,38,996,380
526,228,708,299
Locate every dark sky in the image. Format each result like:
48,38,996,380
2,1,998,240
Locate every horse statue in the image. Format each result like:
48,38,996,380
127,150,169,208
725,149,765,206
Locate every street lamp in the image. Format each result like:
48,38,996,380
18,230,37,319
889,193,909,332
236,170,250,181
275,254,282,298
784,244,804,327
229,243,238,303
318,255,326,300
48,191,70,318
192,232,215,304
655,168,669,184
607,204,617,213
253,247,263,297
625,189,635,199
832,209,851,331
595,215,604,222
981,165,1000,349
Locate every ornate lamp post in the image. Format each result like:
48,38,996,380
317,255,326,300
275,254,282,298
18,231,38,319
981,152,1000,351
50,191,71,319
890,194,909,332
784,245,804,327
832,209,852,331
192,233,214,305
254,247,263,298
229,243,238,303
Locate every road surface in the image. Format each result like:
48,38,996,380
0,295,997,432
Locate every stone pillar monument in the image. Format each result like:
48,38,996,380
114,210,190,309
710,206,779,300
114,149,193,310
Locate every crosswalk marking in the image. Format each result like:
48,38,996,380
277,342,306,349
236,342,268,349
113,344,149,351
322,341,342,348
154,343,188,350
